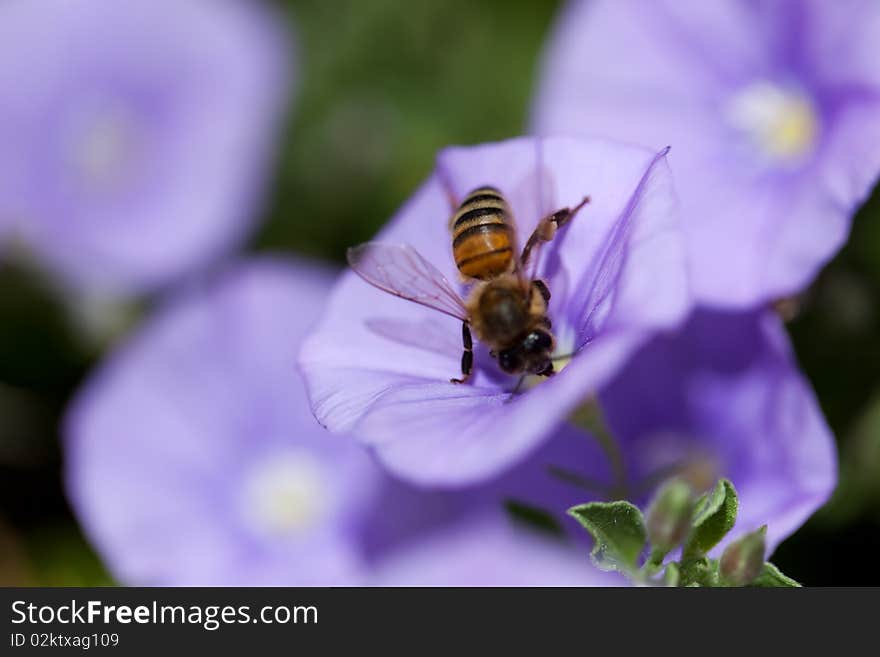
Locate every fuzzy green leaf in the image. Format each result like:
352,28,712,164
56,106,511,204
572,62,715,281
568,501,646,573
749,562,801,587
682,479,739,559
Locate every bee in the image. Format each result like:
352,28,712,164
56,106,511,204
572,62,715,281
347,185,589,384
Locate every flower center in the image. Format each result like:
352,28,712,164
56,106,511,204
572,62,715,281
725,81,819,166
65,98,143,194
238,449,330,539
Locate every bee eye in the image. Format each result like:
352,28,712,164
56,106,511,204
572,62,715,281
524,330,553,353
498,349,523,373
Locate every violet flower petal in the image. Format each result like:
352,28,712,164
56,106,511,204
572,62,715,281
533,0,880,308
300,136,690,486
599,308,837,555
66,254,627,585
65,258,380,585
369,515,625,587
0,0,292,294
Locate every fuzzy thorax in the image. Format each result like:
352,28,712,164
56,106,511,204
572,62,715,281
465,274,548,349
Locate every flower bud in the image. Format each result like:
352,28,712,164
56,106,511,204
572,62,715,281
720,527,766,586
645,478,694,553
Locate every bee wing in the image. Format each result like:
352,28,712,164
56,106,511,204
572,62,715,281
346,242,469,321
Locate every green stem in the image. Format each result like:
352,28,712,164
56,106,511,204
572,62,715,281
569,398,629,498
638,547,668,580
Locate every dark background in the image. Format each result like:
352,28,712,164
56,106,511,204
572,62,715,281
0,0,878,585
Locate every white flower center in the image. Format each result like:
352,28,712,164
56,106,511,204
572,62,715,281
726,81,819,166
66,99,143,193
239,449,330,539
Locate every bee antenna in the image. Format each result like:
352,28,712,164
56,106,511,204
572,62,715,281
551,351,578,362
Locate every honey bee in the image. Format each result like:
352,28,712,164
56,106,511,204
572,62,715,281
347,186,589,384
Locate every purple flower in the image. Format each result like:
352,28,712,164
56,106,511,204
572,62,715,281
299,136,690,486
599,308,836,554
65,257,619,585
369,515,624,587
0,0,291,294
533,0,880,308
65,259,379,585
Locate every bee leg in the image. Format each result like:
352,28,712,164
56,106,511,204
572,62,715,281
520,196,591,269
450,322,474,384
532,279,551,303
537,362,555,377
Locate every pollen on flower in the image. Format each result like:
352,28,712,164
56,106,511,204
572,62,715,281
239,449,330,538
726,81,820,166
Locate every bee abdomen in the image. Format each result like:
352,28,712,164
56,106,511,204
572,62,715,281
451,186,514,280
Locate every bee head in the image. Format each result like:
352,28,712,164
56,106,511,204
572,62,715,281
497,328,555,376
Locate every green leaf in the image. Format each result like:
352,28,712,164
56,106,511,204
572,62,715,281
682,479,739,559
749,562,801,587
568,501,646,573
503,500,564,537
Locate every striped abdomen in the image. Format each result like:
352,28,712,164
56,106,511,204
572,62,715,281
450,186,515,280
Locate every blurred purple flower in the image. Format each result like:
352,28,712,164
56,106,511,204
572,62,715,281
533,0,880,308
369,515,623,587
66,259,377,585
0,0,291,294
599,308,836,554
299,136,690,486
65,257,620,585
